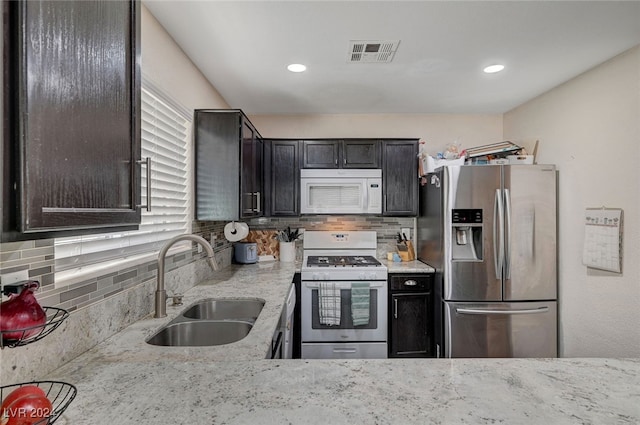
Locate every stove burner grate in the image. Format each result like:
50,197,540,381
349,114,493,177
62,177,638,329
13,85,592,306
306,255,382,267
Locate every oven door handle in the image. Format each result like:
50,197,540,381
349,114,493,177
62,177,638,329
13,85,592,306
302,281,386,289
332,348,358,354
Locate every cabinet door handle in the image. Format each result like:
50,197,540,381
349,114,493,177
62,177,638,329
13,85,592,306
136,157,152,212
343,158,346,165
254,192,261,213
394,298,398,319
335,158,338,166
403,280,417,286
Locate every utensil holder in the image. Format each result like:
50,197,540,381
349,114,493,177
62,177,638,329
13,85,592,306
279,241,296,262
396,241,415,261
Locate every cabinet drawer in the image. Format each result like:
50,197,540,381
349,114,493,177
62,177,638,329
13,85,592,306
301,342,387,359
389,274,433,292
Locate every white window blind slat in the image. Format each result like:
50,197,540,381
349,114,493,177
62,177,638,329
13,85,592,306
55,84,192,274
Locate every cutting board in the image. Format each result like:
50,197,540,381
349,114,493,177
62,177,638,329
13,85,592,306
244,230,280,259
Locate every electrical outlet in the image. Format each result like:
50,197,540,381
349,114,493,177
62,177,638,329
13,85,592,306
1,270,30,286
197,244,203,253
1,270,30,285
401,228,411,240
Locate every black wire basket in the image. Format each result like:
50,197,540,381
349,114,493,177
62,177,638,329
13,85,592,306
0,307,69,349
0,381,77,424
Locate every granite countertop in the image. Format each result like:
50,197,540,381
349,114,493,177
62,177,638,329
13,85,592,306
57,261,299,364
383,259,435,273
44,261,640,424
47,357,639,424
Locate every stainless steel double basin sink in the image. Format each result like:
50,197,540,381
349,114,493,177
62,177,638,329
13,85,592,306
146,298,265,347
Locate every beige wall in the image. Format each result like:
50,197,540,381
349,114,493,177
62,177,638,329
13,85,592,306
504,46,640,357
142,5,229,110
249,114,503,154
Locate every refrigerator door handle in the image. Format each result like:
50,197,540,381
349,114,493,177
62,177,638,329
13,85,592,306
493,189,504,279
456,306,550,315
504,188,512,279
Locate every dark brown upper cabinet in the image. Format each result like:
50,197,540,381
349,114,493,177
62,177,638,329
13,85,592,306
241,120,263,218
2,0,142,241
382,139,419,216
302,139,380,169
302,140,340,168
342,140,380,168
264,139,300,216
195,110,263,221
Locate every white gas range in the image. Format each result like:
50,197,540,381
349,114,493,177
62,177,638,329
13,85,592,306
300,231,388,359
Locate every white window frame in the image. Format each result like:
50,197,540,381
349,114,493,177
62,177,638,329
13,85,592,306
54,79,193,287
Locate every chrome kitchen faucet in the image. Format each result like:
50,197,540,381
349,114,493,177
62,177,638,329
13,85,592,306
154,234,219,318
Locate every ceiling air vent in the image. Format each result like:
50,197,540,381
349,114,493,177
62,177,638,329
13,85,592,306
348,40,400,63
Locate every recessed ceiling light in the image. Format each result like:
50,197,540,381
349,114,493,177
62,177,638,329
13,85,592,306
484,64,505,74
287,63,307,73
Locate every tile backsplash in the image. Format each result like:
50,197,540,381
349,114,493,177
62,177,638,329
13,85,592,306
0,216,413,311
0,221,232,312
247,215,416,259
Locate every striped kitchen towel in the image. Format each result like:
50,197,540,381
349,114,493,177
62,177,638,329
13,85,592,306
318,282,341,326
351,282,370,326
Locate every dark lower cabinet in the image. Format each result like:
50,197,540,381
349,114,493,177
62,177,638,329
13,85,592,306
2,0,142,241
388,273,435,358
382,140,419,216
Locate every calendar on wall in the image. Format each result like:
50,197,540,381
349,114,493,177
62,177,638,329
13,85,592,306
582,208,623,273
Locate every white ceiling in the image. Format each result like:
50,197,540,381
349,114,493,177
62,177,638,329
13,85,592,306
144,1,640,115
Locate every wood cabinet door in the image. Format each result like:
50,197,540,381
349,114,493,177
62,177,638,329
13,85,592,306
240,118,263,218
382,140,418,216
269,140,300,216
195,111,240,221
390,293,432,357
342,140,380,168
3,0,141,238
302,140,340,168
241,119,257,217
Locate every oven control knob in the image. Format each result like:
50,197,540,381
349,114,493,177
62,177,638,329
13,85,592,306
323,273,330,280
358,272,366,280
312,272,320,280
367,272,378,280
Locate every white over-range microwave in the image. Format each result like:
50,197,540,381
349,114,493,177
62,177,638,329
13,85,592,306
300,169,382,214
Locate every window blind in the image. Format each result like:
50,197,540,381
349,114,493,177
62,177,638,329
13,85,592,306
55,84,191,273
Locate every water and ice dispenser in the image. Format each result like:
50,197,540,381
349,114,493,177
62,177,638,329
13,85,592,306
451,209,483,261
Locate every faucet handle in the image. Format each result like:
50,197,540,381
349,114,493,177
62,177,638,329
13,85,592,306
169,293,184,306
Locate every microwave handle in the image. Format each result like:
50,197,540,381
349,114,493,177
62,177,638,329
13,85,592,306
363,179,369,211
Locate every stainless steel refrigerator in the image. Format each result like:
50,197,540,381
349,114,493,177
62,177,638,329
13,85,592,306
418,165,557,358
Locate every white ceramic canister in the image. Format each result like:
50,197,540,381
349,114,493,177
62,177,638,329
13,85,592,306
279,241,296,262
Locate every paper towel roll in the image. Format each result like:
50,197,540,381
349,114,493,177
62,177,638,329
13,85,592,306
224,221,249,242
